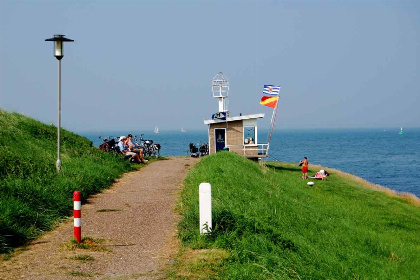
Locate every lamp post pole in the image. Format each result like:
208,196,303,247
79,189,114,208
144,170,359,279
45,34,74,172
57,58,62,171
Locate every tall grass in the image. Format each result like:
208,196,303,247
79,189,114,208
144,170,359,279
176,152,420,279
0,110,134,253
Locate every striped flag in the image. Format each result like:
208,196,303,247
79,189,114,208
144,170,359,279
260,96,279,108
263,85,281,96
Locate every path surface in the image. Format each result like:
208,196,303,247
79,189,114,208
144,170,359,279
0,157,198,280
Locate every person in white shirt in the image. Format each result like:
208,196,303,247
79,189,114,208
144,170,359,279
127,134,148,163
117,136,143,163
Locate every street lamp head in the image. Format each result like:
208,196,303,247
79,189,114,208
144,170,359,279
45,34,74,60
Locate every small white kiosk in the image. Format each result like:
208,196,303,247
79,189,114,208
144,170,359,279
204,73,269,159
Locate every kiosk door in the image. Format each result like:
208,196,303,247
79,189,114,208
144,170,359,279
215,129,226,152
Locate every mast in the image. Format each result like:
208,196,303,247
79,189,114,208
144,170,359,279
267,98,279,144
211,72,229,115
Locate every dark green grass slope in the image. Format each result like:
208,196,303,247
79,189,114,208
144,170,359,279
178,152,420,279
0,110,134,253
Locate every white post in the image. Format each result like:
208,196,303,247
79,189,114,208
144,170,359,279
199,183,212,234
218,97,224,113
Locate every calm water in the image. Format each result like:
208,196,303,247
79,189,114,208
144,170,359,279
80,128,420,197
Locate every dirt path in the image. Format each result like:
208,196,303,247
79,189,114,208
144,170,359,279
0,157,198,280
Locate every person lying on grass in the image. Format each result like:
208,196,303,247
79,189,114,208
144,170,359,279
309,169,330,181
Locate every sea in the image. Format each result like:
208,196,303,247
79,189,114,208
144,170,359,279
80,128,420,198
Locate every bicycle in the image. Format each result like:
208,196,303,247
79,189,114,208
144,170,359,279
134,134,161,158
99,136,118,153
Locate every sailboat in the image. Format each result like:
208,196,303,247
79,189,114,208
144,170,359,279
181,127,186,133
399,127,404,135
154,125,159,134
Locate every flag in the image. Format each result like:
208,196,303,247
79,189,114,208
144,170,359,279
260,96,279,108
263,85,281,96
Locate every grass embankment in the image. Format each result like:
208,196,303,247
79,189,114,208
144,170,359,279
0,110,136,254
173,152,420,279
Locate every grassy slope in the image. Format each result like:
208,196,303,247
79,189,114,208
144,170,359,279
0,110,135,253
176,152,420,279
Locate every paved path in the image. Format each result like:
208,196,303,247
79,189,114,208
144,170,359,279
0,157,198,280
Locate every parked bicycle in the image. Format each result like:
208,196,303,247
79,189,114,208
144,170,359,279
99,136,118,153
199,143,209,156
189,142,208,157
134,134,161,158
99,134,161,158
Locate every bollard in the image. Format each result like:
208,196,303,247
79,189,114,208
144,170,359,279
199,183,212,234
73,191,81,243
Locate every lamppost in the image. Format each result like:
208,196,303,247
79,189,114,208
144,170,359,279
45,34,74,172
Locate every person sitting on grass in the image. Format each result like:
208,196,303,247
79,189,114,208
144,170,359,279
127,134,148,163
117,136,143,164
310,170,330,181
316,170,329,180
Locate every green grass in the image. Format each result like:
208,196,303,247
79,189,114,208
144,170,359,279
68,270,95,277
174,152,420,279
69,254,95,262
0,110,136,253
61,236,109,251
96,208,123,212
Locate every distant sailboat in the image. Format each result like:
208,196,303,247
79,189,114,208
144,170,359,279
154,125,159,134
181,127,186,133
399,127,404,135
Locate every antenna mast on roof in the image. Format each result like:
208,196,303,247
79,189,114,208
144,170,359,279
212,72,229,115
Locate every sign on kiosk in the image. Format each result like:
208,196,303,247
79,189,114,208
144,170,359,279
212,112,226,120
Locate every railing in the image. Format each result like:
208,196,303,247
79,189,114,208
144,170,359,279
225,143,269,158
258,144,269,156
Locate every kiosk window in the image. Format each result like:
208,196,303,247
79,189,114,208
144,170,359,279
244,127,255,144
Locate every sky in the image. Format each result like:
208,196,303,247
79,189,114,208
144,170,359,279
1,0,419,133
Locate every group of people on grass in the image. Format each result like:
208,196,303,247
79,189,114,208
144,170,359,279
117,134,148,164
299,156,329,180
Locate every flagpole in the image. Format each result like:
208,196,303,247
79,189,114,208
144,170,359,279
267,96,279,145
260,85,281,156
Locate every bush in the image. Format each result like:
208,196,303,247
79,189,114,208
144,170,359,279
0,110,134,253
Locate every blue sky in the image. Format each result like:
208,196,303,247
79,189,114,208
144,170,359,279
1,0,419,132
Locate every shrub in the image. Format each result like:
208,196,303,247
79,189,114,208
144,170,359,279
0,110,134,253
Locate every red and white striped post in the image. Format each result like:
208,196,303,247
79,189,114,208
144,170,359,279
73,191,81,243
